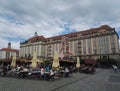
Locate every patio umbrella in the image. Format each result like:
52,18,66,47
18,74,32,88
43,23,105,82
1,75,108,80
11,53,16,67
52,51,60,69
76,57,80,68
36,59,43,63
31,51,37,68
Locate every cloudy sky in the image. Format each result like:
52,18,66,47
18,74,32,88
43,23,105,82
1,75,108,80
0,0,120,49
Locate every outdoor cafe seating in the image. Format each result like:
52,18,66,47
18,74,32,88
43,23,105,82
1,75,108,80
80,66,95,74
28,70,41,79
15,68,55,80
15,68,28,78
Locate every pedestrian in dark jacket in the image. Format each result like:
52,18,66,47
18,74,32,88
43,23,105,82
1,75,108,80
3,65,7,77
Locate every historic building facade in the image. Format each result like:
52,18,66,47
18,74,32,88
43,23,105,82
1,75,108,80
0,42,19,59
20,25,119,60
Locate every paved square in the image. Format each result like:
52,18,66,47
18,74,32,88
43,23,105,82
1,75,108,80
0,69,120,91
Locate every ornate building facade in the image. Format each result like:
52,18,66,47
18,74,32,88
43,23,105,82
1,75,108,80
20,25,119,60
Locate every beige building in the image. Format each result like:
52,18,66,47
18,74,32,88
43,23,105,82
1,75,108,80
20,25,119,60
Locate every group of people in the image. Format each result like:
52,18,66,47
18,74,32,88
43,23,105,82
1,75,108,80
0,64,11,76
15,64,55,79
79,64,96,74
0,63,75,80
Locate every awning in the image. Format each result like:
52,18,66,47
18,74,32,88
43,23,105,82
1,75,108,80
84,59,96,64
60,60,75,63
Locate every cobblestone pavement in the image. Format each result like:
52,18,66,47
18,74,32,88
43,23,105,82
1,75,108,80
0,69,120,91
55,69,120,91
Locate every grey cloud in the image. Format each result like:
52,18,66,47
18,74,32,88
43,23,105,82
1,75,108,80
0,0,120,49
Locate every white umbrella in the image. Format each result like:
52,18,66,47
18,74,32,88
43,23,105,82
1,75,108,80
76,57,80,68
31,51,37,68
52,51,60,69
11,53,16,67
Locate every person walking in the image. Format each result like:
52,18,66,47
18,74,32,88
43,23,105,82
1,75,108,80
113,65,118,73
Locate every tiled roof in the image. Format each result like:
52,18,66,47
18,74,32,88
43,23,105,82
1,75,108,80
46,25,113,40
22,25,114,43
28,36,46,42
47,32,78,41
1,48,19,52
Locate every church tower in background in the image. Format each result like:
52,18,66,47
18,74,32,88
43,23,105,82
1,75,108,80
8,42,11,49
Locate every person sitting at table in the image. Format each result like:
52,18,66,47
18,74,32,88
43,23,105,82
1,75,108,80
20,67,28,78
50,69,54,76
36,65,41,71
45,65,50,72
40,67,46,80
18,66,23,78
23,67,28,72
45,69,54,80
64,67,70,78
2,64,7,77
7,64,11,71
16,65,21,72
